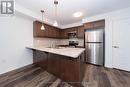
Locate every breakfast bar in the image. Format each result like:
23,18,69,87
27,46,85,87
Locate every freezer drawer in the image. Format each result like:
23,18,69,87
85,43,104,65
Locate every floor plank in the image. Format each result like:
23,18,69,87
0,63,130,87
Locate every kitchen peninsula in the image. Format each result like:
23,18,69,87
27,46,85,87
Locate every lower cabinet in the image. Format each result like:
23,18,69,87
59,56,80,87
47,53,60,77
33,50,48,70
33,50,83,87
47,53,81,87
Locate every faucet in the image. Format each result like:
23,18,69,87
51,41,56,48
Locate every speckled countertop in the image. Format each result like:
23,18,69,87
26,46,85,58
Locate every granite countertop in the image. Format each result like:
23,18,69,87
26,46,85,58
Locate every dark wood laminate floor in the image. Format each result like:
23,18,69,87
0,63,130,87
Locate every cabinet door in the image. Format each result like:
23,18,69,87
33,50,47,70
47,27,60,38
84,22,94,29
47,26,53,38
60,57,80,87
84,20,105,29
50,27,55,38
33,21,60,38
47,53,60,77
55,28,60,38
53,28,58,38
60,29,67,39
93,20,105,28
77,26,84,38
59,30,63,39
33,21,46,37
44,25,50,37
60,27,78,39
64,29,69,38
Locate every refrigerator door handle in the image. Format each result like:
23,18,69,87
113,46,119,48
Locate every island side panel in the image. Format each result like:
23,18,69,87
80,52,86,83
47,53,60,77
59,55,81,87
33,50,48,70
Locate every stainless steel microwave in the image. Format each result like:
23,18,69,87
68,31,77,39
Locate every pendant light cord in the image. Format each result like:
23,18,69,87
42,12,43,25
54,0,58,21
55,3,57,20
41,10,44,25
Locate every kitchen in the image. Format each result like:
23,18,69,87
0,0,130,87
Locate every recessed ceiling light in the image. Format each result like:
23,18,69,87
73,12,83,18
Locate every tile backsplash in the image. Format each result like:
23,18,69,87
34,38,84,47
33,38,60,47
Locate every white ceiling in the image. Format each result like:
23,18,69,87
16,0,130,26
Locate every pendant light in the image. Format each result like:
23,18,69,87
41,10,45,30
53,0,58,27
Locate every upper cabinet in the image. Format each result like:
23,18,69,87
60,29,68,39
84,22,93,29
33,21,60,38
93,20,105,28
84,20,105,29
60,27,78,39
33,20,105,39
33,21,45,37
77,26,84,38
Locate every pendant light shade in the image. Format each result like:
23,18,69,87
41,24,45,30
53,0,58,27
41,10,45,30
53,20,58,27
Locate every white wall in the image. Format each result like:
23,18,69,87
15,3,62,28
83,7,130,68
0,15,33,74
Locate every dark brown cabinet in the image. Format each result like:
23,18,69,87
93,20,105,28
47,53,81,87
33,21,60,38
47,53,60,77
33,21,46,37
60,27,78,39
60,29,65,39
84,22,94,29
60,29,68,39
77,26,84,38
59,57,80,87
60,26,85,39
33,20,105,39
84,20,105,29
33,50,48,70
33,51,84,87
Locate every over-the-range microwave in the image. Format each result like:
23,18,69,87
68,31,77,39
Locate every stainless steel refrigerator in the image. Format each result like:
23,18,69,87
85,29,104,66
